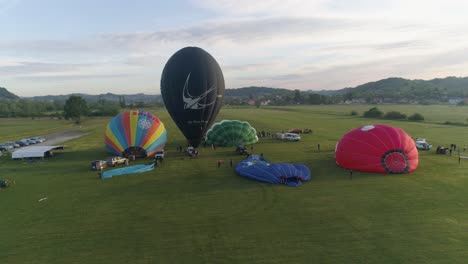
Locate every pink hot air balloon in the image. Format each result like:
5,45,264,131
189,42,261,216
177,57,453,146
335,124,418,174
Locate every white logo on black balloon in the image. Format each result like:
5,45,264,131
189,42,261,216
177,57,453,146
182,72,217,110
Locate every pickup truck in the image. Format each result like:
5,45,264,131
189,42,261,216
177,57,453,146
414,138,432,151
106,156,129,167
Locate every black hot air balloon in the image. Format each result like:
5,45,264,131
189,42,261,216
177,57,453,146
160,47,225,148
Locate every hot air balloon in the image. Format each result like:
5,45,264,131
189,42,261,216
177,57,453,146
205,120,258,147
160,47,225,148
104,110,167,158
335,124,418,174
236,155,311,187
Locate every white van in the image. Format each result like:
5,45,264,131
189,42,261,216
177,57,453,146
283,133,301,141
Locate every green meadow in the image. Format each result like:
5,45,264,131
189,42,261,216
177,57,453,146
1,105,468,264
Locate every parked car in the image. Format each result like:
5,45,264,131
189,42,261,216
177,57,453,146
91,160,107,171
283,133,301,141
436,146,449,154
16,140,29,146
415,138,432,150
154,150,165,160
0,144,13,151
31,137,46,143
186,147,198,157
236,145,248,155
106,156,129,167
26,138,39,144
4,142,20,148
288,129,303,134
186,146,195,155
0,145,9,151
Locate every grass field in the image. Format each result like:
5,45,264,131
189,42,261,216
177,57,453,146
1,105,468,264
0,118,85,142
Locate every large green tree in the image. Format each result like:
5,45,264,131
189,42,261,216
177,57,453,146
63,95,89,124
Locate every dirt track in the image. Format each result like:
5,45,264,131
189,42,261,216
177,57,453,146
36,130,88,146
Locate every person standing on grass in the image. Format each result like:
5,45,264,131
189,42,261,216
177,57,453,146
217,159,222,168
230,159,233,168
317,143,321,152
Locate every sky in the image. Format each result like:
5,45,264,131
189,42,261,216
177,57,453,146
2,0,468,96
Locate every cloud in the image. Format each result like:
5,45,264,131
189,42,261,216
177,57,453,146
124,55,166,66
194,0,468,22
0,0,19,15
15,73,132,81
373,40,429,51
100,16,355,48
192,0,329,17
4,0,468,96
223,62,282,72
0,59,144,83
0,61,88,75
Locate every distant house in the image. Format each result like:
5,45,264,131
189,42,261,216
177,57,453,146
345,98,366,104
247,99,256,106
448,98,463,104
351,98,366,103
464,98,468,103
260,99,271,106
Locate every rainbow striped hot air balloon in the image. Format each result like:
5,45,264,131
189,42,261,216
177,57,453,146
104,110,167,158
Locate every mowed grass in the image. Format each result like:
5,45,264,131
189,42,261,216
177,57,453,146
0,118,80,142
1,105,468,264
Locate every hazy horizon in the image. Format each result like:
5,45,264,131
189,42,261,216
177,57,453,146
2,0,468,96
5,75,468,98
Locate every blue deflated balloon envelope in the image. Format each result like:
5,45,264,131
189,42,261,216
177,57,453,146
235,155,311,187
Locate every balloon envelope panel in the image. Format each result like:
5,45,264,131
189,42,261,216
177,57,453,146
205,120,258,147
235,155,311,187
160,46,225,148
335,124,418,174
104,110,167,157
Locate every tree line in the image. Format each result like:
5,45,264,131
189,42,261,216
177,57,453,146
359,107,425,121
0,95,161,121
224,89,343,106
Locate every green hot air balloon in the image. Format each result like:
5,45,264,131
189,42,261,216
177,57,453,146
205,120,258,147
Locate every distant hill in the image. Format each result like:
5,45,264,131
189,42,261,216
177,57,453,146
0,87,19,100
5,75,468,105
313,76,468,101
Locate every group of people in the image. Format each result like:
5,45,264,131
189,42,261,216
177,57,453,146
436,144,467,156
217,159,234,168
257,131,271,138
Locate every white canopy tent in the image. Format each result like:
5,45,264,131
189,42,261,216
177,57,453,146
12,146,64,159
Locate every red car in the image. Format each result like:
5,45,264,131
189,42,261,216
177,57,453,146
288,129,303,134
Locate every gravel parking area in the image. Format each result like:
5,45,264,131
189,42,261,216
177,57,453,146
36,130,88,145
